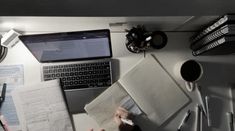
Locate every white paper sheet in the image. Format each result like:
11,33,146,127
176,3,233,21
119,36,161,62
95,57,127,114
85,83,129,131
85,82,144,131
12,79,73,131
119,55,190,126
0,65,24,131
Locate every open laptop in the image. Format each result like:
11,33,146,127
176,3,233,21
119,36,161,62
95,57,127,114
19,29,113,113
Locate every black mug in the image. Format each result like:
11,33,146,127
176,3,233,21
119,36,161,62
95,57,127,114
175,60,203,92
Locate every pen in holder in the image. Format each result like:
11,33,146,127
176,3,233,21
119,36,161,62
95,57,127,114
174,60,203,92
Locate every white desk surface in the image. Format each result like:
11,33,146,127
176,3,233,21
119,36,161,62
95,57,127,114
2,32,235,131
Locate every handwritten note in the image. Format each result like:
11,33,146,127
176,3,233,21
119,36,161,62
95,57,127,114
12,79,73,131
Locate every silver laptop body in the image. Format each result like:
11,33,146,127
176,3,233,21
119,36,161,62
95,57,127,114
19,29,113,113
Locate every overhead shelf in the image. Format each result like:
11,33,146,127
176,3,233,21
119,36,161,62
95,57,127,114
0,16,219,33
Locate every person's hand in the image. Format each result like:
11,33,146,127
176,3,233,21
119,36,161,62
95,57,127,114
88,128,105,131
114,107,129,125
114,107,134,131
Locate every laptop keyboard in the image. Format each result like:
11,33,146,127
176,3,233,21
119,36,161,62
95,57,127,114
42,61,112,90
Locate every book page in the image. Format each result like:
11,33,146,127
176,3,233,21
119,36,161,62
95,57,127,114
12,79,73,131
119,55,190,126
85,82,129,131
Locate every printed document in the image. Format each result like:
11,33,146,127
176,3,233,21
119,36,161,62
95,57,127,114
12,79,73,131
0,65,24,131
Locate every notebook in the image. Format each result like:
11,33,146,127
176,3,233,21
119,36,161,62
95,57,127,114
190,24,235,51
192,36,235,56
190,14,235,44
19,29,113,113
85,55,190,131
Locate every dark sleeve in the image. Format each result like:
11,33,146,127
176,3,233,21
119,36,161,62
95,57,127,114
132,125,142,131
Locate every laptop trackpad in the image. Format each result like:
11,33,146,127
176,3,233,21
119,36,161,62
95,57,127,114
64,88,107,113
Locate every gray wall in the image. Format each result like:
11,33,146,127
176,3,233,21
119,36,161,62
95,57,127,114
0,0,235,16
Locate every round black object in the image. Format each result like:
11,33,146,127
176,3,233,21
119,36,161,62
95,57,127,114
150,31,167,49
180,60,202,82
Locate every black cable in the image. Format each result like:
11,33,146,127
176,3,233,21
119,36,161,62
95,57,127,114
0,45,8,63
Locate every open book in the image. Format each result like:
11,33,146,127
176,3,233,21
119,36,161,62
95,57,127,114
85,55,190,131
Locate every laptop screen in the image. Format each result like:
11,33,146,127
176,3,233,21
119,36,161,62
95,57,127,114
19,29,112,62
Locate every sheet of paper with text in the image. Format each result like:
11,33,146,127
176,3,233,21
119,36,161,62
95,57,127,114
12,79,73,131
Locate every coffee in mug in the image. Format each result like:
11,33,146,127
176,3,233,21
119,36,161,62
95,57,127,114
175,60,203,92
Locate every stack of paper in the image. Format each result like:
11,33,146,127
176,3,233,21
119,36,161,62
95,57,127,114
12,79,73,131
